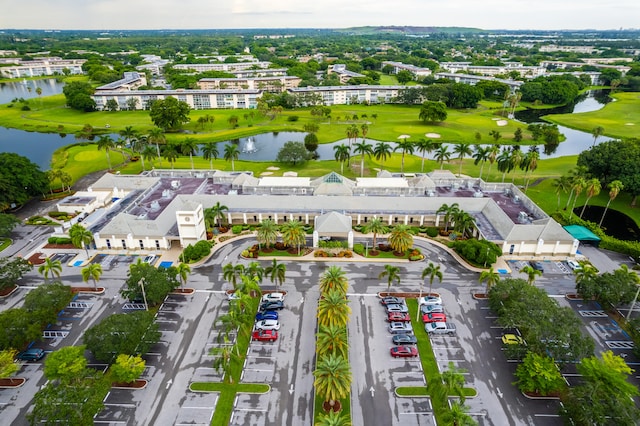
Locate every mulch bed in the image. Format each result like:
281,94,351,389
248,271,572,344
523,390,561,399
43,243,76,249
322,400,342,413
0,285,17,297
473,293,489,299
379,291,439,299
27,252,46,265
0,378,26,388
112,379,147,389
71,287,105,294
171,288,195,295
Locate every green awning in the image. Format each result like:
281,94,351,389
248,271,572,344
563,225,601,244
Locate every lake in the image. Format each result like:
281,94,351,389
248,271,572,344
0,78,65,105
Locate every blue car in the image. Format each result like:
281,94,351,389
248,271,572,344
255,310,279,321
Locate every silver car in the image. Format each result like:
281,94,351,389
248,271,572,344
388,321,413,334
386,303,409,313
255,319,281,331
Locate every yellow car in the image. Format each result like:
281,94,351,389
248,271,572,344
502,334,525,345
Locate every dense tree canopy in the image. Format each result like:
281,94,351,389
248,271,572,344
0,257,32,291
62,81,96,111
276,141,310,165
519,75,582,105
419,101,448,123
0,153,48,211
149,96,191,131
120,262,180,306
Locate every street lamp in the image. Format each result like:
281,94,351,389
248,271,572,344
627,285,640,321
365,241,369,258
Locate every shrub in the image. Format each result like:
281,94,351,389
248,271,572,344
274,242,286,250
287,115,299,122
231,225,243,234
378,244,391,252
353,243,364,255
426,227,439,238
47,236,72,245
181,240,212,263
451,238,501,267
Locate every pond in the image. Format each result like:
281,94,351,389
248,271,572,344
0,78,65,105
576,205,640,242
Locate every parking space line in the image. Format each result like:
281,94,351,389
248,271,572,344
94,421,128,424
104,403,137,408
234,408,269,412
399,412,433,415
534,414,561,417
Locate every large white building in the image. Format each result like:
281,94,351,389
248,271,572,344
0,57,86,78
197,76,301,93
64,170,577,257
288,85,404,106
172,61,272,73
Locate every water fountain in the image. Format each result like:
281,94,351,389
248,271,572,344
242,137,258,153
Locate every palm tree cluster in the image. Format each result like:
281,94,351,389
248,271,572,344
554,166,611,223
491,145,540,187
314,266,352,417
436,203,476,238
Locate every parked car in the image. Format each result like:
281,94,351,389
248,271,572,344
390,346,419,358
261,292,285,303
502,334,525,345
417,295,443,306
422,312,447,323
529,261,544,272
424,322,456,335
143,255,156,264
255,319,281,331
392,334,418,345
386,303,409,313
387,312,411,322
567,260,582,271
388,321,413,334
420,304,444,314
16,348,45,362
259,300,284,311
252,329,278,342
380,296,404,306
255,310,279,322
227,291,240,301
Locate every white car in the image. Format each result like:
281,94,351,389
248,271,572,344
417,295,443,306
255,319,281,331
567,260,582,271
227,292,240,301
261,292,285,303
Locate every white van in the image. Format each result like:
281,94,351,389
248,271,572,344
567,260,581,271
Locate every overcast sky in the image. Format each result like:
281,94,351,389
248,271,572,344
1,0,638,31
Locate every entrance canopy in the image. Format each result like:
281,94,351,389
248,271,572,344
563,225,601,246
315,211,352,236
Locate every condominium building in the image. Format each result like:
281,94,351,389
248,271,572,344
197,76,301,93
288,85,403,106
381,61,433,78
0,57,86,78
93,89,261,111
172,61,272,73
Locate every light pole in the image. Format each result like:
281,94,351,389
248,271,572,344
484,247,490,268
141,278,149,311
365,240,369,258
627,285,640,321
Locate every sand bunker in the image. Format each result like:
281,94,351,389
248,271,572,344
266,166,280,171
260,172,274,176
425,133,441,138
496,120,508,127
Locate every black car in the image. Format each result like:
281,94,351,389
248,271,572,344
392,334,418,345
260,300,284,311
380,296,403,306
529,261,544,272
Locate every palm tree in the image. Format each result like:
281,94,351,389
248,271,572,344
280,220,306,254
388,224,413,254
211,335,236,383
508,147,524,184
130,136,148,170
443,401,476,426
520,265,542,285
434,144,451,170
599,180,624,227
245,261,264,284
353,141,373,177
496,148,512,183
201,142,219,170
363,217,388,252
163,143,179,169
333,144,350,174
175,262,191,290
256,219,278,249
478,268,500,295
237,274,262,298
222,263,246,289
521,146,540,191
439,361,467,401
416,139,435,173
569,176,587,220
373,142,392,171
591,126,604,147
38,257,62,283
453,210,476,238
315,409,351,426
574,262,598,286
394,140,415,173
317,289,351,327
421,262,443,297
485,144,500,180
69,223,93,258
579,178,602,219
119,126,137,147
223,144,240,172
453,143,473,177
345,124,359,150
489,130,502,143
437,203,460,233
142,145,156,170
360,123,369,141
180,137,198,170
205,201,228,228
265,259,286,288
319,266,348,295
379,264,401,291
316,324,348,358
147,127,166,165
552,176,571,211
97,135,115,170
81,263,103,289
313,353,352,410
472,145,490,180
564,166,589,211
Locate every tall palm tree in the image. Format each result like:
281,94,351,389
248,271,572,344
333,144,350,174
520,265,542,285
564,166,589,211
574,262,598,286
130,135,148,170
360,123,369,141
508,147,524,184
521,146,540,191
38,257,62,283
422,262,443,298
280,220,305,254
319,266,348,295
201,142,219,170
313,353,352,409
353,141,373,177
222,263,246,289
496,148,512,183
443,401,475,426
180,137,198,170
363,217,388,252
569,176,587,220
317,289,351,327
434,144,451,170
599,180,624,227
394,140,415,173
345,124,359,150
453,143,473,177
237,274,262,298
256,219,278,249
485,144,500,180
97,135,115,170
163,143,179,169
472,145,490,180
591,126,604,147
142,145,156,170
147,127,166,165
211,335,236,383
478,268,500,295
453,210,476,238
175,262,191,290
579,178,602,219
316,324,348,359
439,361,467,401
245,261,264,284
388,225,413,254
205,201,228,228
69,223,93,258
416,139,435,173
379,264,401,291
373,141,392,171
265,259,286,288
223,144,240,172
552,176,571,211
437,203,460,233
81,263,103,289
119,126,137,147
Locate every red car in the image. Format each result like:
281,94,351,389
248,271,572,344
388,312,411,322
252,329,278,342
422,312,447,323
390,346,419,358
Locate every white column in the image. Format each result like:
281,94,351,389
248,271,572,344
435,214,440,227
258,213,263,223
357,214,361,225
388,215,393,225
313,230,319,248
242,213,247,224
420,215,424,226
348,231,354,249
404,215,409,225
274,213,278,224
305,213,309,225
